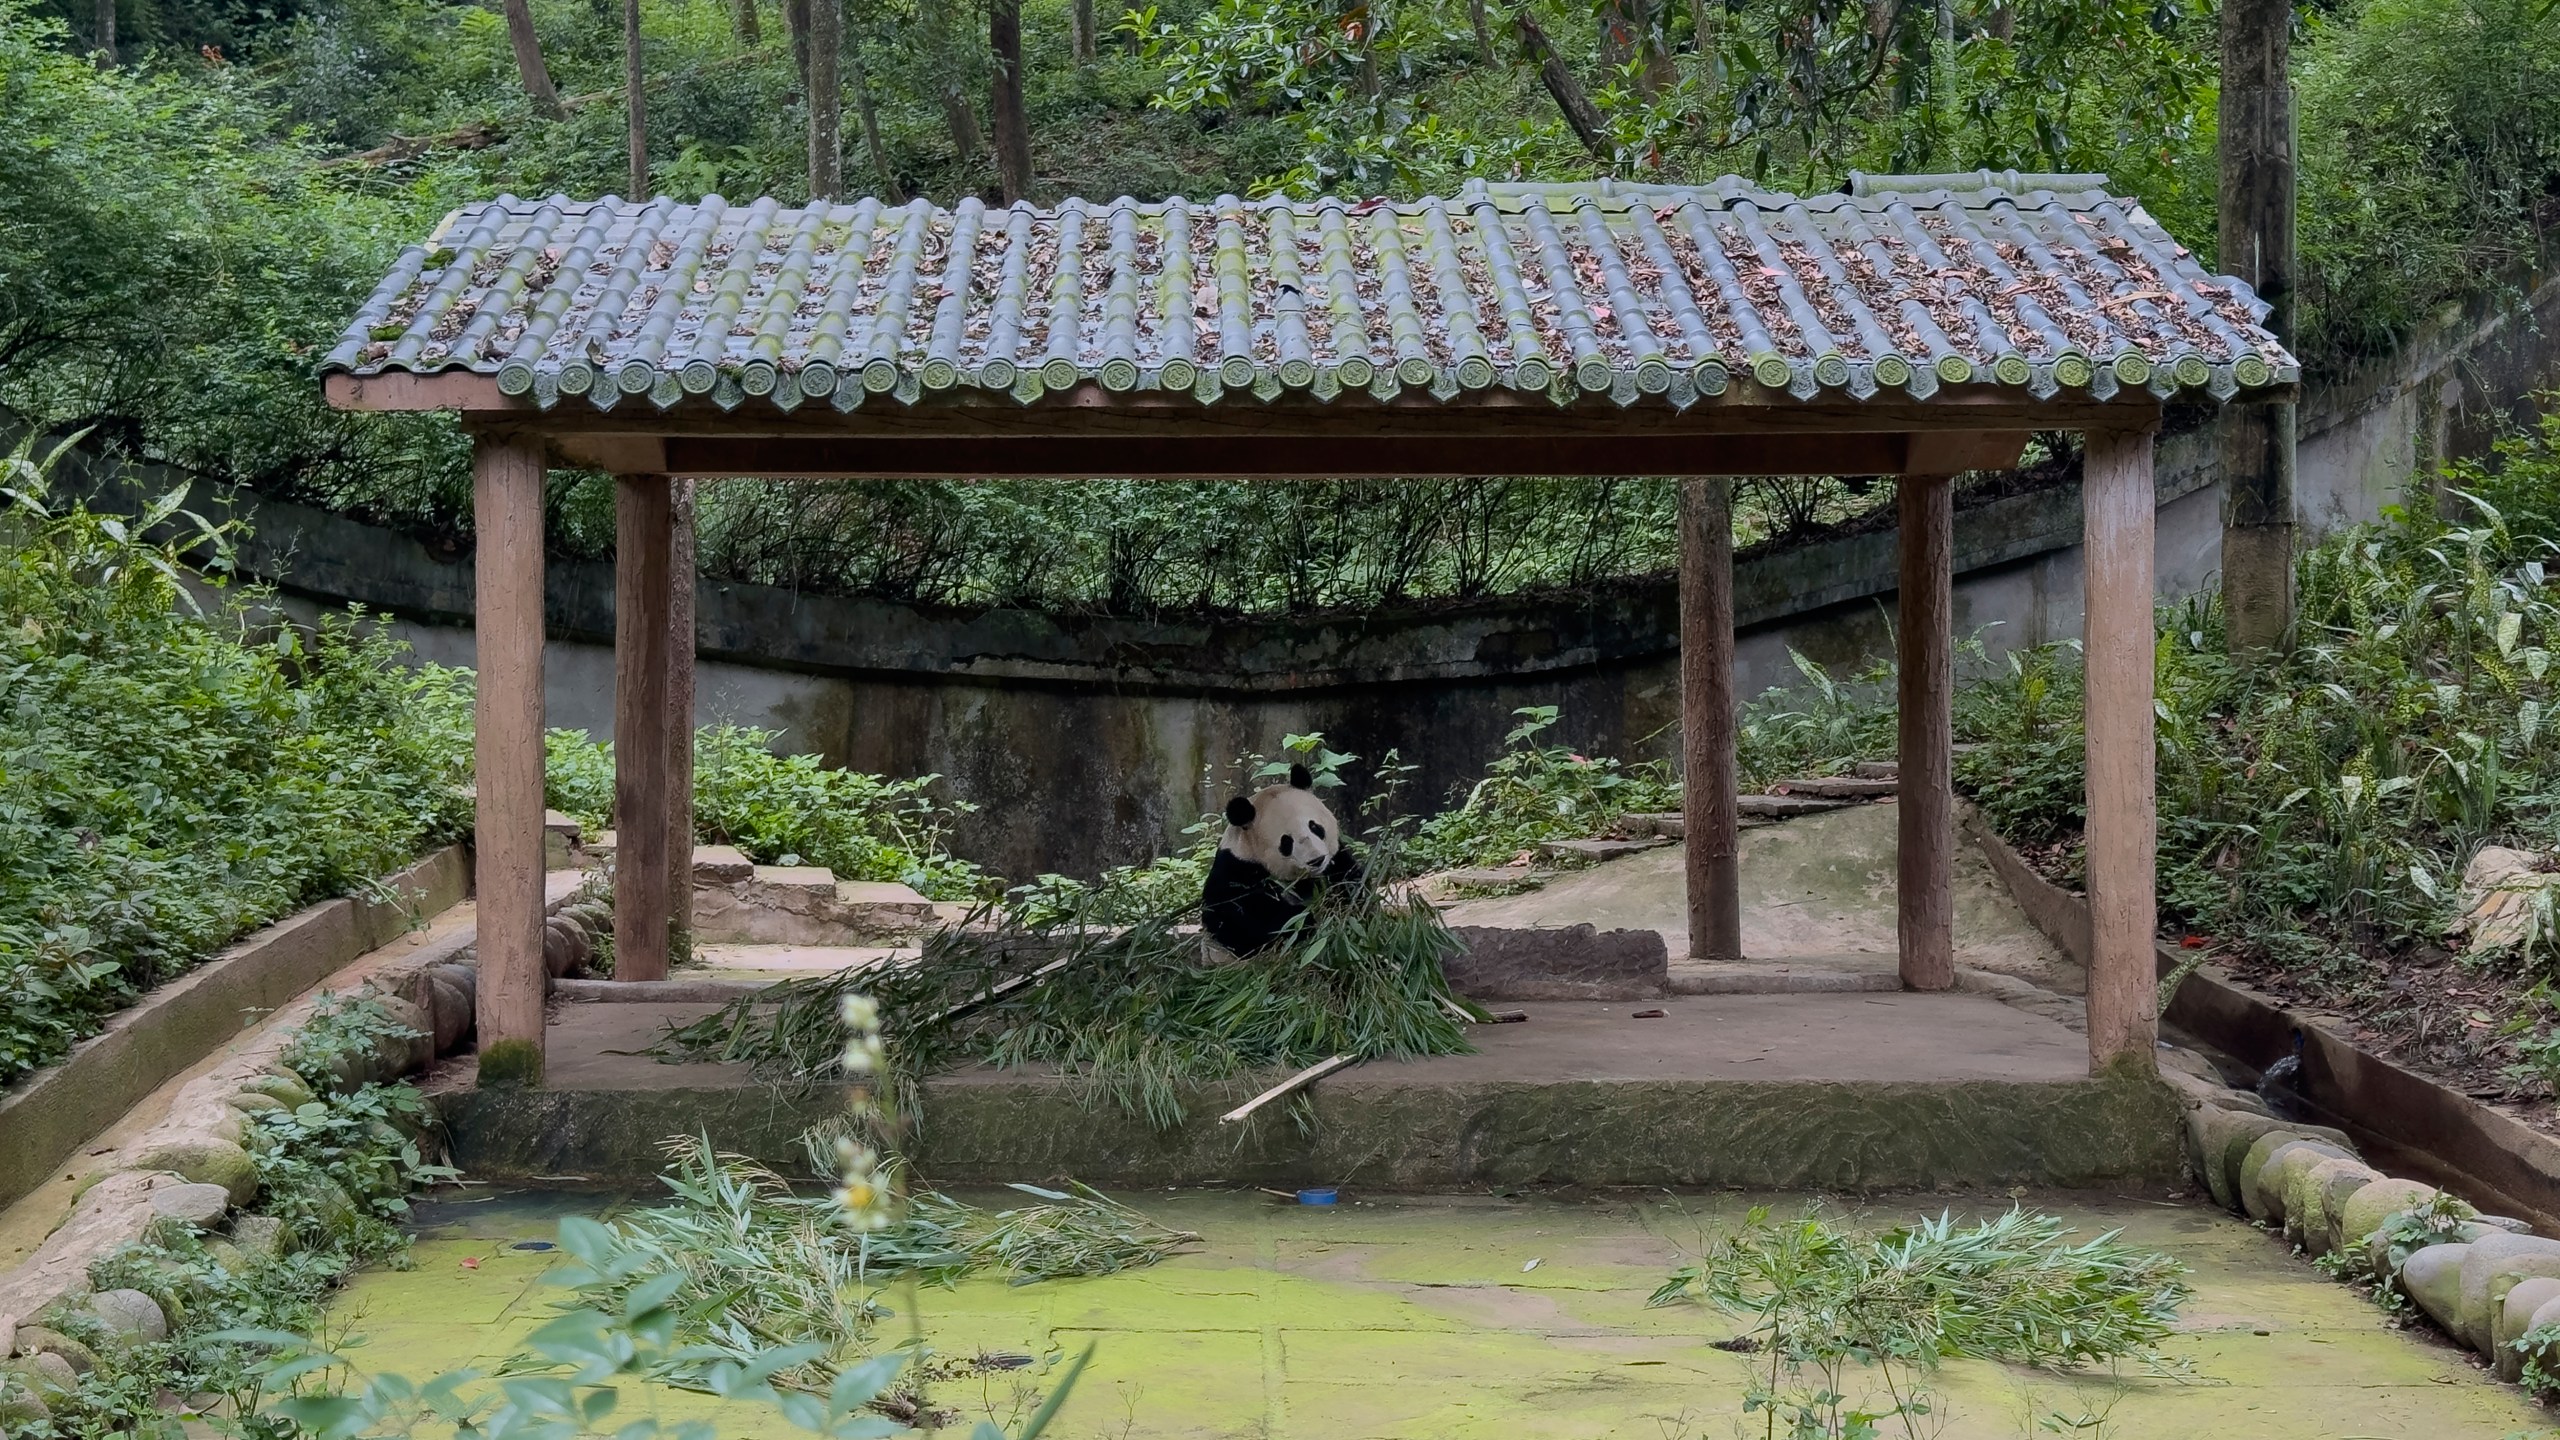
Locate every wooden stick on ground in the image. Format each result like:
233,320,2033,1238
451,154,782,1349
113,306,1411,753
1220,1054,1355,1125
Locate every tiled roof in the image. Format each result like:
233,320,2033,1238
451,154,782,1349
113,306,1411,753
325,171,2295,415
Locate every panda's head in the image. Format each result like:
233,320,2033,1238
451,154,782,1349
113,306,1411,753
1222,764,1340,881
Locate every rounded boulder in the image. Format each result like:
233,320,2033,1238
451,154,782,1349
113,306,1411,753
149,1180,233,1231
2399,1241,2472,1336
130,1138,258,1206
2457,1233,2560,1355
15,1326,99,1375
86,1289,169,1350
2497,1276,2560,1380
2245,1137,2350,1225
2338,1180,2439,1267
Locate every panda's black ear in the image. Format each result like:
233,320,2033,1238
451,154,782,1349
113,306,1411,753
1288,763,1313,790
1226,796,1257,827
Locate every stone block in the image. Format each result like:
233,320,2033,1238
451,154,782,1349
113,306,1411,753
370,995,435,1079
1852,761,1900,780
2457,1233,2560,1354
2288,1156,2378,1254
691,845,755,883
2191,1107,2289,1212
130,1138,258,1206
1445,924,1669,1001
2497,1276,2560,1379
2400,1242,2470,1335
428,973,472,1053
753,865,839,896
1617,812,1683,839
148,1182,232,1230
2337,1178,2438,1262
2313,1161,2382,1256
2239,1135,2346,1223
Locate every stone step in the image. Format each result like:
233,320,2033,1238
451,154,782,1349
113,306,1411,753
691,844,755,883
1619,812,1682,839
1540,836,1671,863
1737,793,1851,818
1775,775,1899,799
691,943,913,979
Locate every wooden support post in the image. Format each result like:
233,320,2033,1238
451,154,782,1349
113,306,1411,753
472,433,549,1084
614,474,675,983
1896,474,1956,991
668,479,697,956
1680,477,1742,962
2083,427,2160,1073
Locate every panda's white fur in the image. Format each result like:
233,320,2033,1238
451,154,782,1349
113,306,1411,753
1200,763,1362,954
1219,778,1338,880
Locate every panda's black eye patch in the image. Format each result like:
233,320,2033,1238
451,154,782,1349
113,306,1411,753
1278,835,1294,857
1310,822,1326,838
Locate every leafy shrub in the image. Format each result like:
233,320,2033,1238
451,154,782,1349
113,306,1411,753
0,450,472,1088
545,724,993,901
2297,0,2560,364
1408,706,1679,871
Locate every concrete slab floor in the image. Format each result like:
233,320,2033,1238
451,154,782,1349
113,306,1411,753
1444,804,2083,995
326,1187,2551,1440
527,992,2090,1091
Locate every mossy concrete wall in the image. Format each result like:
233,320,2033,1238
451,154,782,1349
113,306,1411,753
436,1068,2182,1192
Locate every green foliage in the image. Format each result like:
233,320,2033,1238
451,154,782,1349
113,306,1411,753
1652,1206,2189,1439
0,444,473,1088
2297,0,2560,363
1736,650,1902,791
545,724,993,900
1408,705,1679,870
1961,411,2560,983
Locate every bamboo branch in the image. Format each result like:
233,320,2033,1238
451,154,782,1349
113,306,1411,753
1220,1054,1355,1125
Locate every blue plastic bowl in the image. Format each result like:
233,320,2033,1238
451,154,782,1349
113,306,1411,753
1296,1187,1339,1206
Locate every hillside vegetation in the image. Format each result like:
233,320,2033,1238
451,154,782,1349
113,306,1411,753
5,0,2557,615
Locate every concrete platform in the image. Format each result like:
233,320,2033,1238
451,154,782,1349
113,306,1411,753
435,992,2178,1193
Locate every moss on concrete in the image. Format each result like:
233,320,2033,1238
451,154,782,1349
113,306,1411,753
325,1189,2545,1439
474,1040,543,1090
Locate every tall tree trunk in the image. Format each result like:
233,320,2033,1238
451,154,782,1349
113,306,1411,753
1691,0,1717,101
93,0,114,67
1468,0,1494,64
733,0,761,46
989,0,1034,203
1515,8,1612,162
808,0,843,200
502,0,565,117
786,0,812,89
847,21,905,202
1071,0,1098,63
2219,0,2297,657
941,83,985,162
626,0,648,197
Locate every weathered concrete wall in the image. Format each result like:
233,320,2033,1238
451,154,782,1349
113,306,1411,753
68,264,2560,879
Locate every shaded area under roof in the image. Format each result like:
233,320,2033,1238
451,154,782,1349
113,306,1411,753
325,173,2295,422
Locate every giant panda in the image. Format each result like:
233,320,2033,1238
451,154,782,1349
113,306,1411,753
1201,763,1365,956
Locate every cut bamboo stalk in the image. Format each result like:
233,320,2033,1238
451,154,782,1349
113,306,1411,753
1221,1054,1355,1124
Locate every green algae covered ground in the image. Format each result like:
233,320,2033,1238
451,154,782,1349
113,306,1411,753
328,1188,2551,1440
